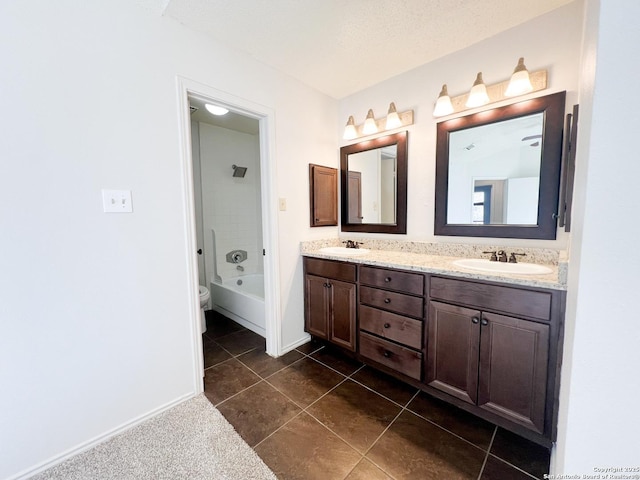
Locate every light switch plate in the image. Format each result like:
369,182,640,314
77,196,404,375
102,189,133,213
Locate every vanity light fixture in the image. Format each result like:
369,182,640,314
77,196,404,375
505,57,534,97
465,72,490,108
342,103,414,140
343,116,357,140
385,102,402,129
433,84,454,117
433,59,548,118
205,104,229,115
362,109,378,135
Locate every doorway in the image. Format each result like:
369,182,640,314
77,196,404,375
176,77,281,389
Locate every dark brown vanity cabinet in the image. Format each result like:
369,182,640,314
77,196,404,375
358,266,425,380
427,276,560,437
303,257,356,351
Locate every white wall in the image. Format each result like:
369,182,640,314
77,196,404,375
0,1,337,478
554,0,640,474
198,123,262,282
338,1,584,250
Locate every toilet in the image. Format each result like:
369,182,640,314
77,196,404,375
198,285,210,333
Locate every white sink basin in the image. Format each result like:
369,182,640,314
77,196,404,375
452,258,552,275
319,246,370,256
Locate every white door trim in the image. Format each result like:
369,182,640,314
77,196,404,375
175,76,282,392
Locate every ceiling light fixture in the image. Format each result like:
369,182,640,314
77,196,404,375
433,84,454,117
205,104,229,116
465,72,490,108
505,57,534,97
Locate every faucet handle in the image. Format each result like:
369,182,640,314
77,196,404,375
509,252,526,263
483,250,498,262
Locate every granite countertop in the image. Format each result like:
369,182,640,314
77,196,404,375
301,240,567,290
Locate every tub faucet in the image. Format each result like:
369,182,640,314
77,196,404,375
236,265,244,272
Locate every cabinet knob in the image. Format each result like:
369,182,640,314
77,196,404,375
326,283,332,289
481,318,488,326
472,317,480,324
384,277,392,283
383,323,391,329
384,298,391,304
383,350,392,358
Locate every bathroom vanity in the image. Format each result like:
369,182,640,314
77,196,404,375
302,247,566,448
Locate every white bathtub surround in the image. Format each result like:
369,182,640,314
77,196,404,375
301,239,567,289
210,274,265,337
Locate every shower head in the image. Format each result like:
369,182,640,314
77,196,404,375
232,165,247,178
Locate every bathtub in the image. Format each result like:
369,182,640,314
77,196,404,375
210,274,265,337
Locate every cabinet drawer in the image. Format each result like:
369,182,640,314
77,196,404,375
359,332,422,380
360,286,423,318
304,257,356,282
430,276,552,321
359,305,422,349
360,266,424,295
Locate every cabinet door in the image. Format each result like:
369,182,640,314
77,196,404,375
477,312,549,434
426,301,480,404
304,274,329,339
309,164,338,226
328,279,356,351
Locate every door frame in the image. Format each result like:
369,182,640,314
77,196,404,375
175,76,282,390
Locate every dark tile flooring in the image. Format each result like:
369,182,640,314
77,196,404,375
202,311,551,480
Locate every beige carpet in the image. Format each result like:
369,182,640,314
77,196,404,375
32,394,277,480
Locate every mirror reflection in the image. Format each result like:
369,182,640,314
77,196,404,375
346,145,397,224
340,131,407,234
447,112,543,225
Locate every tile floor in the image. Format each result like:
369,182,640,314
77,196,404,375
203,311,551,480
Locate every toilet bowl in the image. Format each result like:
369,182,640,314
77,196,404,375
199,285,210,333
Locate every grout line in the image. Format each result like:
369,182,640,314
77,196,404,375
485,453,543,480
476,426,497,480
347,373,418,410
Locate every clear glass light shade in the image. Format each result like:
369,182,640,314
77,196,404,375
385,102,402,129
205,104,229,115
505,58,533,97
465,73,489,108
362,109,378,135
343,116,357,140
433,85,454,117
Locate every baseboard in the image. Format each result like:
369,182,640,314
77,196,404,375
8,392,196,480
281,334,312,355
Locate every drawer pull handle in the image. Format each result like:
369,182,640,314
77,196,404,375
383,350,392,358
472,317,479,324
384,277,392,282
384,298,391,304
481,318,488,326
383,323,391,329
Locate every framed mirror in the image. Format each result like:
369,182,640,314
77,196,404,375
340,131,407,234
435,91,566,239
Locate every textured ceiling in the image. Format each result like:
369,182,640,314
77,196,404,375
163,0,573,99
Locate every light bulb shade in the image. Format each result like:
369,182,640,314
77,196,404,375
343,116,357,140
385,102,402,129
433,84,454,117
465,72,489,108
505,57,533,97
205,104,229,115
362,109,378,135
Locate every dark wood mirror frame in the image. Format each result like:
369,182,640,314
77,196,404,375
340,131,408,234
434,91,566,240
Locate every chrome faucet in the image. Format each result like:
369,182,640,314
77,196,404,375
342,240,362,249
497,250,508,262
